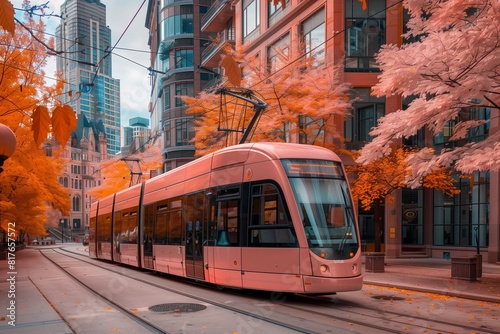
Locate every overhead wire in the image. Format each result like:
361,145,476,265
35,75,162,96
89,0,147,85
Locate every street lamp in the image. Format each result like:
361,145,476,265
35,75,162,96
0,123,16,174
60,219,65,243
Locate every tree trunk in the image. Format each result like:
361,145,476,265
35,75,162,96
373,198,384,252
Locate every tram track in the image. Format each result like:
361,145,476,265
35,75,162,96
40,247,321,333
39,248,172,334
51,246,498,334
277,290,499,334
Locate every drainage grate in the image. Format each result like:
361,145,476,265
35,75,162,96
371,295,406,301
148,303,207,313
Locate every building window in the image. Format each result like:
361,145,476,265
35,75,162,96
161,5,193,39
267,33,289,73
163,87,171,111
402,97,426,148
298,115,324,145
243,0,260,38
434,106,490,150
301,8,325,66
175,118,193,146
345,102,385,145
73,196,81,212
268,0,289,26
345,0,385,71
402,188,424,246
175,49,194,69
164,120,171,147
91,21,98,66
175,82,194,107
433,172,489,248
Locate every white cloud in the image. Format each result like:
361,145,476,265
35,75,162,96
11,0,152,127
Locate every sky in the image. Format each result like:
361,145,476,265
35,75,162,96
11,0,152,127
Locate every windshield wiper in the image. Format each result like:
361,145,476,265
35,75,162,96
337,188,355,253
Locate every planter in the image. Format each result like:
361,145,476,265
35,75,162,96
365,252,385,273
451,257,477,281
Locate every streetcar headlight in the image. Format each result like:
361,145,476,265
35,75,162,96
352,263,358,273
320,264,329,273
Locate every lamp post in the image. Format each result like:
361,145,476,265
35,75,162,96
60,219,65,243
0,123,17,174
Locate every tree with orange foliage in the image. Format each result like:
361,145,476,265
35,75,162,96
184,45,353,156
1,2,76,147
347,148,460,252
88,144,163,200
1,16,72,241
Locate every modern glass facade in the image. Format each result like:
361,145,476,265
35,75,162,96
56,0,121,156
433,172,489,248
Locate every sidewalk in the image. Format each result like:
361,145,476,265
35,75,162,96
362,256,500,304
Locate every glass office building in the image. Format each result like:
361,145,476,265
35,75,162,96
56,0,121,156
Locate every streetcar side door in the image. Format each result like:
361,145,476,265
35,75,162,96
142,204,155,270
184,192,205,280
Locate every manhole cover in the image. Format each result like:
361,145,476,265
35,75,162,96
148,303,207,313
371,295,406,301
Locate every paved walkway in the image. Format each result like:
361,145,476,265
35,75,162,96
363,256,500,304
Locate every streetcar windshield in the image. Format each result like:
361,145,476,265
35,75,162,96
283,159,359,260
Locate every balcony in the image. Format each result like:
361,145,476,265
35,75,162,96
201,0,233,32
201,29,235,67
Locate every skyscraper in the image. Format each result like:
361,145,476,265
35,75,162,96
122,117,150,156
56,0,121,156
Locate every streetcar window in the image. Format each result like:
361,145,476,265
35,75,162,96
97,214,111,242
168,210,182,244
184,192,205,257
248,183,297,247
216,199,239,246
282,159,344,178
155,212,168,244
129,211,138,243
286,161,359,259
153,198,182,245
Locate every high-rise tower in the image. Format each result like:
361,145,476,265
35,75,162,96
56,0,121,156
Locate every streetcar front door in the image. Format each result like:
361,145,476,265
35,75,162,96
184,192,205,280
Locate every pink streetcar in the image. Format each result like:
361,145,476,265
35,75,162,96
89,142,363,294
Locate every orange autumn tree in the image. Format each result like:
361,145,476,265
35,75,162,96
184,45,353,156
347,148,460,252
1,3,77,146
1,18,73,240
88,144,163,200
